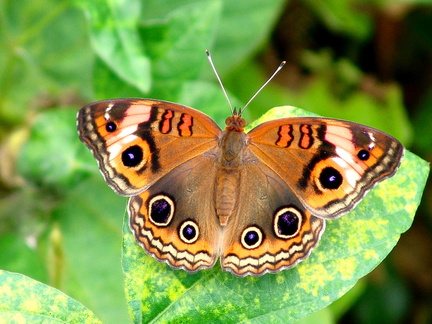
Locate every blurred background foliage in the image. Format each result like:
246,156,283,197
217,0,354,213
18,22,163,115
0,0,431,323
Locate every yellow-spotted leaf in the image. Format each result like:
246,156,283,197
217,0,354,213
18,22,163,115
0,270,101,323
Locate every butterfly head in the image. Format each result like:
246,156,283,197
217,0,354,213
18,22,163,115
225,113,246,132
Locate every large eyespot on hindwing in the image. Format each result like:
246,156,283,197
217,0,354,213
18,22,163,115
148,194,175,227
179,220,200,244
273,206,303,239
240,226,264,250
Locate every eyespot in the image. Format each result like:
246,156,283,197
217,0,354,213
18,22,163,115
319,166,343,190
106,121,117,132
240,226,263,250
357,149,370,161
179,220,199,244
148,195,175,226
122,145,143,167
274,207,303,239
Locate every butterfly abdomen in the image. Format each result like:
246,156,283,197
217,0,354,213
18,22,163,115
215,168,240,226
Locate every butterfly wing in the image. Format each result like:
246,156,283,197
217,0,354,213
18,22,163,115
220,160,326,276
77,99,222,196
129,155,221,273
247,117,404,219
128,144,326,276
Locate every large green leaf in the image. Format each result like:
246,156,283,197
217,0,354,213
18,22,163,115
0,0,92,125
75,0,151,93
140,1,221,84
0,270,101,323
54,176,130,324
16,108,131,324
0,234,48,284
81,0,285,98
302,0,372,39
138,0,286,77
122,106,428,323
18,108,88,190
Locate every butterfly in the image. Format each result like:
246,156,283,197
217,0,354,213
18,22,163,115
77,96,404,277
77,51,403,277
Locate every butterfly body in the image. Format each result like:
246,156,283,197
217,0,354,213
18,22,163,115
77,98,404,276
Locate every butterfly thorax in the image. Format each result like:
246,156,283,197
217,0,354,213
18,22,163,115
222,115,247,164
216,115,248,226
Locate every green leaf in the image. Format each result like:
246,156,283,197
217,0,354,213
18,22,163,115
54,176,131,324
76,0,151,93
0,270,101,323
93,0,221,99
18,108,90,190
16,106,131,323
0,234,48,283
210,0,286,76
141,1,221,83
0,0,92,125
137,0,286,77
88,0,286,98
122,106,428,323
294,307,334,324
302,0,372,39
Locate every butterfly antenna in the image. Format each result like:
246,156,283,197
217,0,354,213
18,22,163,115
206,50,234,114
240,60,286,115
